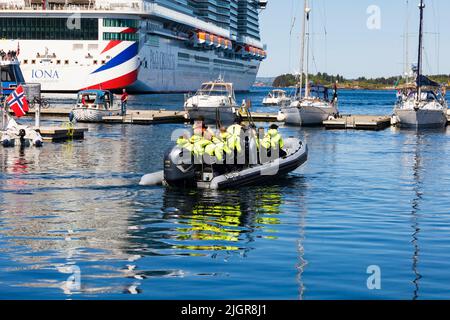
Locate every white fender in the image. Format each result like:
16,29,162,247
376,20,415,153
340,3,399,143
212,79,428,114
139,171,164,186
277,111,286,122
391,115,400,126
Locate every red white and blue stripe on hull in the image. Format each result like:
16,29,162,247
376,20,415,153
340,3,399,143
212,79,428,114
82,28,139,91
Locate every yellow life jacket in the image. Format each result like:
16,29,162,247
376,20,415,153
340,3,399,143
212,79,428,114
262,129,284,149
227,124,242,136
226,125,242,153
193,138,211,156
177,137,194,152
220,131,231,141
266,129,284,149
204,143,216,156
190,134,201,144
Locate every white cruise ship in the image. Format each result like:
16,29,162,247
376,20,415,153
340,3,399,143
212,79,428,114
0,0,267,93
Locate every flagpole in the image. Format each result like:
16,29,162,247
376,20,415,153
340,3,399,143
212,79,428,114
35,98,41,129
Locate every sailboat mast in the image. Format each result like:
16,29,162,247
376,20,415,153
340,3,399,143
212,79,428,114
416,0,425,99
404,0,409,82
298,0,307,99
304,1,311,98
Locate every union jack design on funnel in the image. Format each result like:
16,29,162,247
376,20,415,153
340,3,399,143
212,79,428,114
82,29,139,90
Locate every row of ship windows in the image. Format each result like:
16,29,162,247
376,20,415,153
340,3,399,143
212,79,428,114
0,18,98,40
21,59,107,65
103,18,140,28
103,33,139,41
177,52,257,68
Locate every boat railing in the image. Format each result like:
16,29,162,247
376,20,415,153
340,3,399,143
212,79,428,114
0,1,143,12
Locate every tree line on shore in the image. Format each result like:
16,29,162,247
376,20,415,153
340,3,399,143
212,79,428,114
272,73,450,89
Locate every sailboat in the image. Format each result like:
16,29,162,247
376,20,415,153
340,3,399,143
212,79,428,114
392,0,448,128
279,0,339,126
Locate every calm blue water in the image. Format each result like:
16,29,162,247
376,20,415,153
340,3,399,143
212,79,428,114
1,88,450,300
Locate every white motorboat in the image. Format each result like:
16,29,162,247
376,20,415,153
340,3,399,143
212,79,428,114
184,79,238,124
263,89,292,107
72,90,121,123
1,116,43,148
278,0,339,126
392,0,447,128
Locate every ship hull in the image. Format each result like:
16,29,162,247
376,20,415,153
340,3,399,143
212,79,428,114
16,37,259,93
186,107,237,124
0,3,264,93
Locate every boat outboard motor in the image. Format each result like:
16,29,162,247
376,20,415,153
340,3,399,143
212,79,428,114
19,129,27,146
163,146,196,187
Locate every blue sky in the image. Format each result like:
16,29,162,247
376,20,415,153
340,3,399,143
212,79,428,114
258,0,448,78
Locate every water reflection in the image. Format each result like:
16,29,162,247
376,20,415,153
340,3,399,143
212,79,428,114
409,131,424,300
400,129,435,300
0,154,295,297
295,177,308,300
158,187,284,254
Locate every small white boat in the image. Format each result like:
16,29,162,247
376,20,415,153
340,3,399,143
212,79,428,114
1,116,43,148
391,0,447,129
280,85,338,126
72,90,121,122
184,79,238,124
263,89,291,106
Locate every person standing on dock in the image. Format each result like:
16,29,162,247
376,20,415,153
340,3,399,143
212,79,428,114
121,89,128,116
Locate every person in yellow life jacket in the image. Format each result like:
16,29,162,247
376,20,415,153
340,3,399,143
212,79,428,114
226,123,242,153
192,118,204,136
193,123,214,157
218,127,232,155
177,134,194,152
262,124,286,157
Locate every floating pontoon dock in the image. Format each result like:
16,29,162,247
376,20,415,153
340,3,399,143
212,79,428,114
16,107,450,130
37,127,88,142
323,115,392,131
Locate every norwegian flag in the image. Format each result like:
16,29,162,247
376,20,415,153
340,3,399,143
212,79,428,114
6,85,29,118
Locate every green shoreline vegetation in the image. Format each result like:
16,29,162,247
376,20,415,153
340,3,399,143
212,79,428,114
271,73,450,90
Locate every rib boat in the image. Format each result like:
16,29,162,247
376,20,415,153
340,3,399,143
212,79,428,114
140,135,308,190
1,116,43,148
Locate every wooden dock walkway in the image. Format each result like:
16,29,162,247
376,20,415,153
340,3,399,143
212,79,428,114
102,110,186,124
19,107,450,129
323,115,392,131
22,107,281,124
